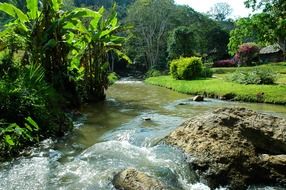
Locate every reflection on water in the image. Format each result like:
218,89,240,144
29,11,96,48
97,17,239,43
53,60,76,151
0,81,286,190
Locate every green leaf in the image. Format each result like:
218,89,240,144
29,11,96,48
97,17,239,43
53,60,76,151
26,0,38,19
64,20,87,33
25,117,39,131
99,26,119,38
90,17,101,30
44,39,57,49
17,22,29,32
110,16,118,28
0,3,29,23
21,129,33,141
112,49,132,64
5,135,15,146
5,123,18,133
51,0,62,12
24,124,33,132
73,8,102,19
98,7,105,15
109,35,125,44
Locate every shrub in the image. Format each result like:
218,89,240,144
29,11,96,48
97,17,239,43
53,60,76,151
229,69,277,85
145,69,162,78
236,43,260,66
213,59,236,67
0,62,71,157
201,66,213,78
170,57,203,80
0,117,39,155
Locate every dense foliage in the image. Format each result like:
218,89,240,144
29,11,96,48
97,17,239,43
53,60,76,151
170,57,204,80
0,52,71,156
228,14,272,55
229,0,286,58
167,26,196,60
0,0,128,157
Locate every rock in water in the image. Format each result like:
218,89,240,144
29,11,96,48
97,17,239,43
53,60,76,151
142,117,151,121
193,95,204,101
113,168,165,190
164,107,286,189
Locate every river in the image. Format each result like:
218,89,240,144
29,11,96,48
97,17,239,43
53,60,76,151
0,80,286,190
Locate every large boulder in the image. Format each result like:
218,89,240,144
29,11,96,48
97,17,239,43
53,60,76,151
164,107,286,189
113,168,166,190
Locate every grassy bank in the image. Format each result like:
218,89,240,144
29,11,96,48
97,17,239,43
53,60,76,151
145,63,286,105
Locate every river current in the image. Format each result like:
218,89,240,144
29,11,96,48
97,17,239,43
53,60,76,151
1,80,285,190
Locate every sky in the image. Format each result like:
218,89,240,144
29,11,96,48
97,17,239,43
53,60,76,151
174,0,252,19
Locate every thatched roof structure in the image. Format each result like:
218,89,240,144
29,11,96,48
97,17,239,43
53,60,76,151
260,44,282,54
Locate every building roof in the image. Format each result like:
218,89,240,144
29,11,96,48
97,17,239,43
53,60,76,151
260,44,282,54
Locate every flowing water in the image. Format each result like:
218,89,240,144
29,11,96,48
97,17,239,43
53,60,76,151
1,80,286,190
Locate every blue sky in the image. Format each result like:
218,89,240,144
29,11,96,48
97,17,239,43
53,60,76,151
174,0,252,19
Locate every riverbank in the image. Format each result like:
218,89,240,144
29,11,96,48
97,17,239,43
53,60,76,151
1,80,286,189
145,63,286,105
145,76,286,104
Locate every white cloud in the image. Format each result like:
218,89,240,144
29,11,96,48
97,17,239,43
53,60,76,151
174,0,252,19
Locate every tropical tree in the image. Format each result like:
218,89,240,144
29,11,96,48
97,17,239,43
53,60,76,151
0,0,128,104
67,5,130,101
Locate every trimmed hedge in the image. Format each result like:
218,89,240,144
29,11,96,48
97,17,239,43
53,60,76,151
170,57,203,80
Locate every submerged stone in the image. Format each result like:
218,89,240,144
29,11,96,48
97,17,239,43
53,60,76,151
142,117,152,121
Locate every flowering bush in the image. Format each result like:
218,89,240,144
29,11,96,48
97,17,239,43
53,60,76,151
213,59,236,67
236,43,260,66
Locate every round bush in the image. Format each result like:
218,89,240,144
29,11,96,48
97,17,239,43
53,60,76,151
170,57,203,80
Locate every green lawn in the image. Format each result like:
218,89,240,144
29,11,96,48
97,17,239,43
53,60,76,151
145,63,286,105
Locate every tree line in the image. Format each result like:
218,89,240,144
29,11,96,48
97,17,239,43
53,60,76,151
55,0,234,71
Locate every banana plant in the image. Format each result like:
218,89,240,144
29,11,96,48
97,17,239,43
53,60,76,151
0,0,130,103
0,0,76,106
0,0,61,63
64,4,131,101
